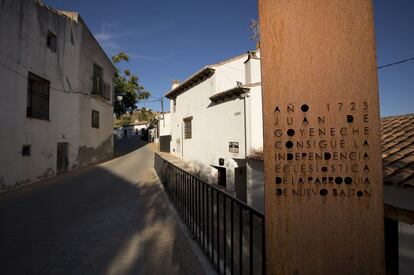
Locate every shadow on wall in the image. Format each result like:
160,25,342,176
170,158,219,184
400,223,414,275
78,134,114,167
0,165,198,275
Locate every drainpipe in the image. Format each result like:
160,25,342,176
240,91,249,202
240,91,249,165
181,122,184,158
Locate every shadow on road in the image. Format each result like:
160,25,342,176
114,136,148,157
0,149,204,275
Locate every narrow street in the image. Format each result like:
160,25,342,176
0,139,206,275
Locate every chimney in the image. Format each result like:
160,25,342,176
244,51,261,84
172,80,180,90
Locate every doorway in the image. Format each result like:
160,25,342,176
57,142,69,174
235,166,247,202
159,135,171,153
211,166,226,187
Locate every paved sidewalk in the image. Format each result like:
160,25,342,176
0,144,207,275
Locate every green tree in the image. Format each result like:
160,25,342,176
112,52,150,118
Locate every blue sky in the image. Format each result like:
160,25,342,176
44,0,413,116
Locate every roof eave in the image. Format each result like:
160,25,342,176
165,67,215,99
209,87,250,103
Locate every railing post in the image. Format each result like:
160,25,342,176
239,206,243,275
153,154,265,275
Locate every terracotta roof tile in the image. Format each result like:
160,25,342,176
381,113,414,187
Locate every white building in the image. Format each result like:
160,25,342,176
0,0,115,192
114,122,147,138
166,51,263,202
157,112,171,152
158,112,171,137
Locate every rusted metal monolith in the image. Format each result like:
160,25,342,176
258,0,385,274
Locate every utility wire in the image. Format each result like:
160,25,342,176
378,56,414,69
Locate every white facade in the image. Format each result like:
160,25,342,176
0,0,115,192
115,124,147,138
167,51,263,198
158,113,171,137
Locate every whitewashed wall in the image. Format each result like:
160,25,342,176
115,125,146,138
169,52,263,193
0,0,114,192
159,113,171,136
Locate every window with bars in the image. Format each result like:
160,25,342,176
183,116,192,139
27,72,50,120
91,110,99,128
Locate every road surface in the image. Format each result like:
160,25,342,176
0,141,205,275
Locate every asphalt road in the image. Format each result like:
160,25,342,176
0,141,204,275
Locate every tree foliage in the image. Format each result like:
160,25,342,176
112,52,150,118
113,107,157,128
136,108,156,122
249,19,260,44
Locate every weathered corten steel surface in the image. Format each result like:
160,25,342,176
258,0,385,274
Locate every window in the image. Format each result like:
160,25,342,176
22,145,31,156
47,30,57,52
91,110,99,128
173,98,176,112
27,72,50,120
92,63,103,95
183,116,192,139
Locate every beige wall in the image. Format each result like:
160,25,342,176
0,0,115,192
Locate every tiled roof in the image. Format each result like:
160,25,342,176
209,87,250,103
164,51,258,99
247,150,264,161
382,114,414,187
164,67,215,99
247,114,414,188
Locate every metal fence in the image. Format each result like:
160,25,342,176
92,78,111,101
154,153,265,275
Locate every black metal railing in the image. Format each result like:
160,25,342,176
92,78,111,101
154,153,265,275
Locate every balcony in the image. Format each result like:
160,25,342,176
92,77,111,101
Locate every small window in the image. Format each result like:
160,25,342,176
27,72,50,120
183,116,192,139
91,110,99,128
22,145,31,156
47,30,57,52
173,98,177,112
